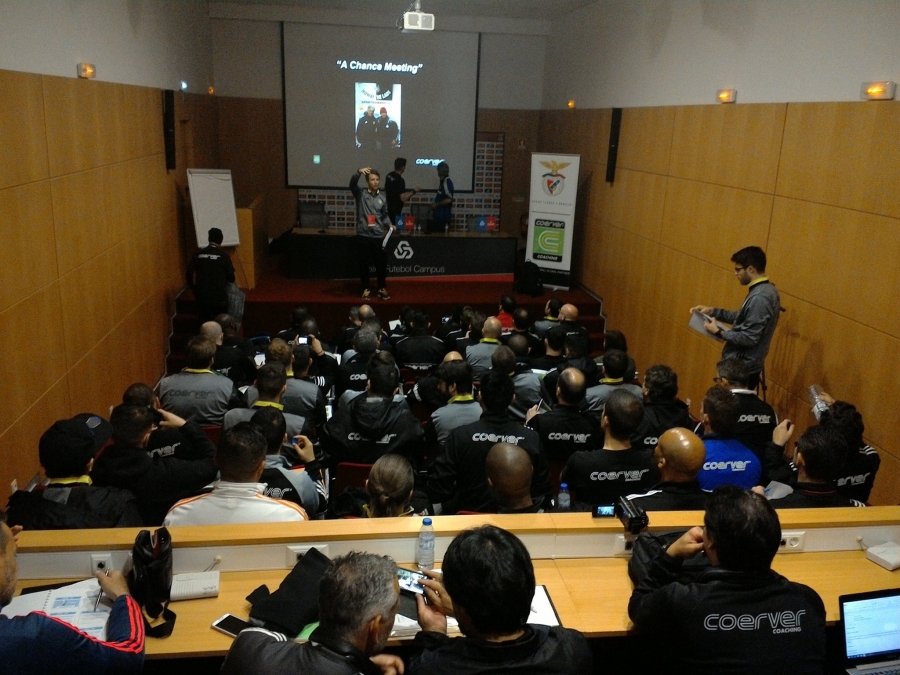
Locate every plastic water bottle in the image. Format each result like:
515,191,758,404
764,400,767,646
808,384,829,420
557,483,571,511
416,517,435,571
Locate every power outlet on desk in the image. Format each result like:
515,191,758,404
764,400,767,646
90,553,114,575
778,531,806,553
285,545,330,568
612,534,633,557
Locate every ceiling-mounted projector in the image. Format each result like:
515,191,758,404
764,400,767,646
402,10,434,31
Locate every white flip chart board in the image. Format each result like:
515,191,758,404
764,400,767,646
187,169,241,248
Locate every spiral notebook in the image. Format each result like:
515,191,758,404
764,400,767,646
1,578,111,640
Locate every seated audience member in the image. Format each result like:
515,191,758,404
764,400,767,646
221,552,402,675
164,422,307,526
558,303,589,353
563,390,655,508
301,331,341,395
631,365,700,451
427,371,551,514
596,330,637,383
497,294,517,331
454,311,485,356
530,324,566,371
541,334,602,404
442,306,473,352
298,316,334,354
6,415,143,529
323,362,425,468
394,310,446,370
330,304,369,357
715,358,777,462
531,297,562,339
486,444,545,514
502,308,542,356
365,454,416,518
430,359,481,447
0,512,145,673
338,351,405,409
201,320,256,388
337,329,379,398
526,368,599,463
766,425,865,508
226,364,311,442
250,407,324,516
388,305,414,346
247,338,314,420
275,305,309,344
92,405,218,524
158,335,238,425
122,383,197,460
626,428,709,511
409,350,465,412
411,525,593,674
491,344,542,420
465,316,503,380
628,486,826,675
285,343,327,431
215,313,255,357
817,395,880,503
435,305,464,344
584,349,643,414
697,386,762,491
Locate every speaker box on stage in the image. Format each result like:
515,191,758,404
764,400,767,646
163,90,176,170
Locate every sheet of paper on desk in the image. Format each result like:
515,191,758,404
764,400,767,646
2,578,111,640
391,585,559,638
689,311,727,342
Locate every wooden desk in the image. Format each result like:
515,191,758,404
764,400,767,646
12,509,900,658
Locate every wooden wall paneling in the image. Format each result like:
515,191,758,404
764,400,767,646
58,251,117,369
50,168,110,276
668,104,787,194
767,197,900,337
102,163,136,242
618,106,675,175
42,76,108,177
0,182,57,314
600,169,667,243
869,451,900,506
0,70,49,190
659,178,774,265
0,282,66,433
0,379,72,495
777,102,900,220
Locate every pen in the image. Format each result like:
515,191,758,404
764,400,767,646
94,569,109,611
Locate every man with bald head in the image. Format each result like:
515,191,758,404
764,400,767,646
526,368,599,462
465,316,503,379
626,428,709,510
559,303,589,353
487,444,544,514
202,320,256,387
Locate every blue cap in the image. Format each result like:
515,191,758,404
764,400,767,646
423,517,432,526
560,483,568,490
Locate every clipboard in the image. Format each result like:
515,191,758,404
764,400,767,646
690,311,727,342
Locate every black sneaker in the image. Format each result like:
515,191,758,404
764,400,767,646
377,288,391,300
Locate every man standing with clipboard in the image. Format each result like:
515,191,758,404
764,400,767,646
350,167,395,300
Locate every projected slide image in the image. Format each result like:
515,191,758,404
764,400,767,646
355,83,401,151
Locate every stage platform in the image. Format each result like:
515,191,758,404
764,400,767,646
170,253,605,372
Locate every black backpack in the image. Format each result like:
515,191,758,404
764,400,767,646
518,261,544,296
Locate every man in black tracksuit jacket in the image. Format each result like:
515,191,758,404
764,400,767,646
525,367,599,463
323,362,424,469
628,485,826,675
427,371,551,514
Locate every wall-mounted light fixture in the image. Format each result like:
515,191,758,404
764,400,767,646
716,89,737,103
77,63,95,79
861,81,895,100
180,80,188,91
567,100,576,109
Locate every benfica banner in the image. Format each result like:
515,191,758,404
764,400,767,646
526,153,580,289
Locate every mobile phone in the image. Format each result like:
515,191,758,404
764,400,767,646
397,567,428,595
296,336,309,345
212,613,251,638
593,504,616,518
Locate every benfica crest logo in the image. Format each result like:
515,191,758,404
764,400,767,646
540,160,571,196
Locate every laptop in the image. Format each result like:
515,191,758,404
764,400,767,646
840,588,900,674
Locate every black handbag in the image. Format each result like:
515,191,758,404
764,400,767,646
128,527,177,638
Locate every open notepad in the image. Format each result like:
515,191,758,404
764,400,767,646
1,578,112,640
390,585,561,638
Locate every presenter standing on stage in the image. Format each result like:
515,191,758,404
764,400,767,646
430,161,454,234
350,167,394,300
385,157,419,225
691,246,780,390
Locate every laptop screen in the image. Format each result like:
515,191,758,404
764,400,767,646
841,588,900,663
